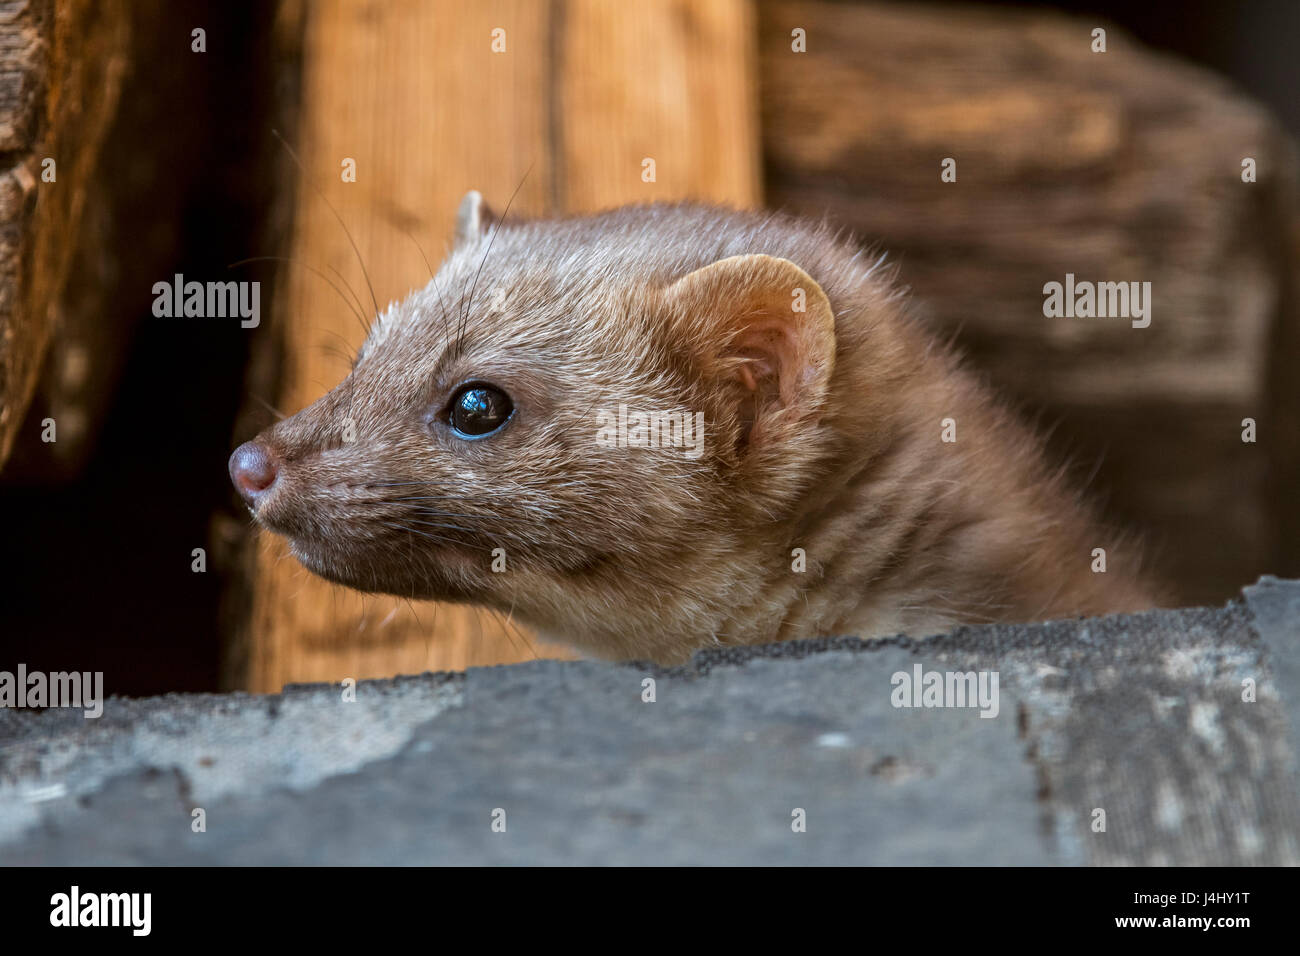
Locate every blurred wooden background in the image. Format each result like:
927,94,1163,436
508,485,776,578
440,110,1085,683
1,0,1296,693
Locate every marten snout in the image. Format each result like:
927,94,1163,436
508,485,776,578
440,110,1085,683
229,440,280,508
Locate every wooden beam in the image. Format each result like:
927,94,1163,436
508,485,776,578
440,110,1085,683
759,0,1300,606
0,0,128,469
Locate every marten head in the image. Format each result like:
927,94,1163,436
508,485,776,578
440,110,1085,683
230,194,895,659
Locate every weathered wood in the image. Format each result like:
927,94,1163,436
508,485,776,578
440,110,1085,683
0,0,128,469
759,0,1300,606
234,0,759,692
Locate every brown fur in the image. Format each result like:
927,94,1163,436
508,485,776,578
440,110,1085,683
237,200,1158,664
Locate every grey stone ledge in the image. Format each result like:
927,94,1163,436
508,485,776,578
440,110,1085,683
2,576,1298,865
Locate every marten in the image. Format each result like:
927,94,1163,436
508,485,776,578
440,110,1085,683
230,193,1157,664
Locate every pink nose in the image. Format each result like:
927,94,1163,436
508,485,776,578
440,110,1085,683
228,440,279,505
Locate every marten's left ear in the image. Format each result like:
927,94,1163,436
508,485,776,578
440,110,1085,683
666,254,836,445
454,190,496,246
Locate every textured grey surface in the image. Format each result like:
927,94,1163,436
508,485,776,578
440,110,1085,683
2,578,1299,865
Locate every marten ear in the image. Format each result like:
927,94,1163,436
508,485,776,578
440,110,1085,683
454,190,496,246
665,254,836,451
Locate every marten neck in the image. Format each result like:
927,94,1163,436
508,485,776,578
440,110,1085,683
526,294,1153,663
746,314,1153,651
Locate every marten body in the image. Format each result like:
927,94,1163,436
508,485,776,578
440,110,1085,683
229,196,1156,664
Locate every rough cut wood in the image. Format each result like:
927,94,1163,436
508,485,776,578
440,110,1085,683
0,0,127,469
759,0,1300,606
234,0,759,692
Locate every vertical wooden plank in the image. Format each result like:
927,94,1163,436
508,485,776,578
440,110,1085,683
0,0,128,469
559,0,760,211
240,0,758,692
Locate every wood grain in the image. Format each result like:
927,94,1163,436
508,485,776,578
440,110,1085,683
558,0,760,212
0,0,128,469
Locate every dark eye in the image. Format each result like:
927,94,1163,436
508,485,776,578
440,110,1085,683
448,384,513,438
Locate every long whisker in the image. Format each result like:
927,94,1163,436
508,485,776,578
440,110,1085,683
228,255,366,331
406,502,551,524
402,515,536,548
484,606,539,661
327,263,370,332
352,492,553,524
362,478,539,494
378,520,486,552
249,393,286,422
456,162,534,359
400,503,534,521
405,227,437,280
362,480,469,489
320,344,356,368
272,127,381,323
402,228,455,346
398,596,423,628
